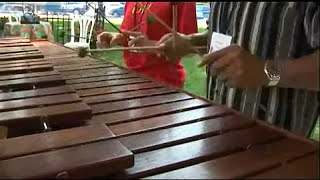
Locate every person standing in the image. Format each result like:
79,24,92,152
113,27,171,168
97,2,198,88
157,2,319,137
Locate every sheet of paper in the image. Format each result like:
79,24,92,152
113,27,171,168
209,32,232,53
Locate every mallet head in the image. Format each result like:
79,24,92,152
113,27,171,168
78,47,88,58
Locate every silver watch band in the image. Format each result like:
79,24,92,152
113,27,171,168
264,60,281,86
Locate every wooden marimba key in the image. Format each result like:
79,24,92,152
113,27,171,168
0,37,318,179
0,37,134,179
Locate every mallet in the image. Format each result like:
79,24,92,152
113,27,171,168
78,46,163,58
78,46,207,58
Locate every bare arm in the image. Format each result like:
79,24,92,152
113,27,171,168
187,30,209,47
156,29,210,61
278,50,319,91
187,30,209,55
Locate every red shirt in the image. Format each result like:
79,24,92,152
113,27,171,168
120,2,198,87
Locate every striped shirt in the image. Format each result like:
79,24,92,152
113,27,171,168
206,2,319,137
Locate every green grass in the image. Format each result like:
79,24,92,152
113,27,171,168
181,55,206,97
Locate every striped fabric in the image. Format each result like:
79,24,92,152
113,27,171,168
206,2,319,137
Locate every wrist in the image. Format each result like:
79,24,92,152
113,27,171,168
185,34,195,46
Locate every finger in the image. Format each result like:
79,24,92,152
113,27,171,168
209,65,220,77
226,80,236,88
162,37,174,52
211,53,233,72
217,73,228,81
223,65,236,79
110,34,124,46
198,45,239,67
128,35,145,47
121,30,143,37
156,33,173,46
223,65,239,87
155,45,165,58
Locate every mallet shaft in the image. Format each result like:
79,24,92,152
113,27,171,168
172,4,178,49
87,46,162,53
90,46,206,52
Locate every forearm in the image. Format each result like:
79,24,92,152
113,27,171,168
187,30,209,46
277,50,319,91
186,30,209,55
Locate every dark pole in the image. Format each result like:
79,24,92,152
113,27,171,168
98,2,103,30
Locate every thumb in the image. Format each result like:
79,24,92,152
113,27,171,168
156,33,173,46
128,35,144,47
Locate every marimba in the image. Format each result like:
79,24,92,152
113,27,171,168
0,37,318,179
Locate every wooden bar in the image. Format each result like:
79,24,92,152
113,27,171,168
0,58,47,66
0,85,75,102
77,82,164,97
91,99,210,126
91,93,193,114
54,62,108,70
66,74,139,84
0,64,53,75
60,67,124,76
0,102,91,126
119,126,285,179
0,39,30,44
108,105,231,137
0,93,81,112
247,153,319,179
118,115,255,153
146,138,318,179
0,70,60,81
0,139,134,179
0,46,39,54
31,41,76,56
72,78,151,90
83,88,176,104
56,64,114,72
0,61,51,69
0,125,8,139
62,69,128,80
0,75,65,90
48,57,101,66
0,51,44,61
0,42,32,48
0,124,114,160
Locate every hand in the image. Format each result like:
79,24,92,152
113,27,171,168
156,32,196,63
120,30,158,53
199,45,269,89
110,33,126,46
96,32,113,48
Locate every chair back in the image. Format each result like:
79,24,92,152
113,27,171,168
70,15,95,44
8,14,21,23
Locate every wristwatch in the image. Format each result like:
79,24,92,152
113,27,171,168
264,60,281,86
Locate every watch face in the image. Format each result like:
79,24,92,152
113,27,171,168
266,61,281,76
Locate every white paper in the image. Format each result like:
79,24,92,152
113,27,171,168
209,32,232,53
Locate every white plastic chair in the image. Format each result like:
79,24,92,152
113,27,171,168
64,15,95,51
8,14,21,23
